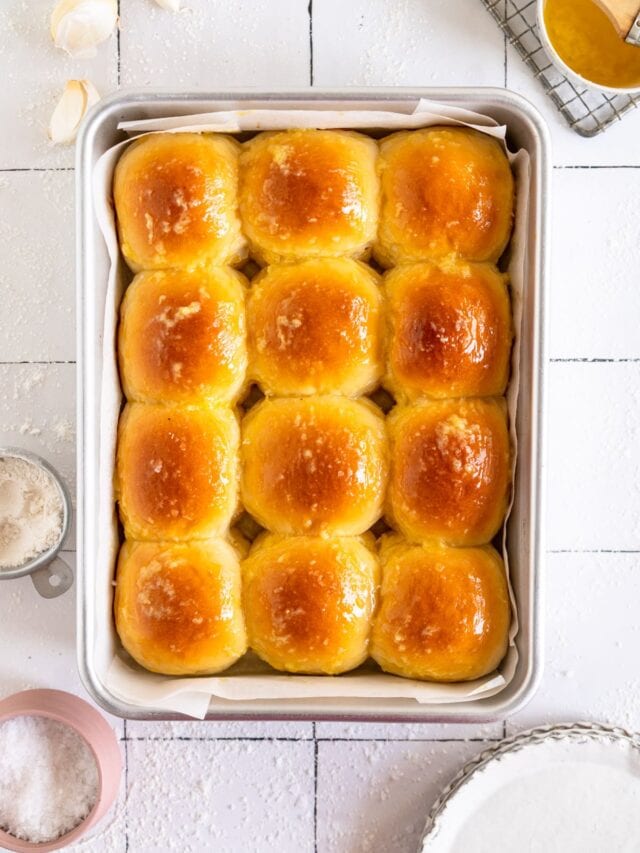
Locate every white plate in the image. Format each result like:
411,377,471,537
421,723,640,853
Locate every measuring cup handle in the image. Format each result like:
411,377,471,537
30,556,74,599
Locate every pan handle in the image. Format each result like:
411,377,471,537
30,556,74,599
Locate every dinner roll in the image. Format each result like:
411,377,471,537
370,536,510,681
387,398,510,546
241,396,388,536
119,266,248,405
375,128,514,267
116,403,239,540
385,260,512,402
242,534,380,674
239,129,379,265
113,132,246,271
115,539,247,675
247,258,383,397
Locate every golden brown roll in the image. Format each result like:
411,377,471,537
116,403,239,541
387,398,510,546
370,536,510,682
384,261,512,402
242,533,380,674
115,539,247,675
375,128,514,267
119,266,248,405
247,258,383,397
113,132,246,271
239,129,379,265
241,396,388,536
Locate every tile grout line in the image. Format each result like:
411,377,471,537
313,722,318,853
308,0,314,86
549,548,640,554
550,358,640,363
0,360,76,365
554,165,640,169
117,0,122,88
0,168,75,172
121,735,500,744
503,0,508,89
123,719,129,853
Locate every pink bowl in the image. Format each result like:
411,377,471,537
0,689,122,852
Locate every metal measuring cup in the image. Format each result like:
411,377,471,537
0,448,73,598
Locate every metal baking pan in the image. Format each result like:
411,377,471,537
76,88,549,722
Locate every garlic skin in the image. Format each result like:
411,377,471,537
51,0,118,59
154,0,182,10
49,80,100,144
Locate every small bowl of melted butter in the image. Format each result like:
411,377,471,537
538,0,640,94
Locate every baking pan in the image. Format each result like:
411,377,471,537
76,88,549,722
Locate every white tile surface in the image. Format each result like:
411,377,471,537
547,362,640,551
125,739,314,853
548,169,640,359
0,364,76,540
119,0,310,89
0,0,117,169
0,556,124,736
127,719,313,740
313,0,505,87
0,171,75,362
508,553,640,733
316,739,483,853
315,721,503,741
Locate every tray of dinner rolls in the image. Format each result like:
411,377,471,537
77,90,548,721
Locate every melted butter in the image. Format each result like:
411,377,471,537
544,0,640,88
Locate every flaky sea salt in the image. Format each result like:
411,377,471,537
0,716,99,843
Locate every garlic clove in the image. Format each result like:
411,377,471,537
48,80,100,144
154,0,182,10
51,0,118,59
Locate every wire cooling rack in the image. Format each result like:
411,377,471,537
481,0,639,136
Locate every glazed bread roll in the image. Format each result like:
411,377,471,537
388,398,510,546
116,403,239,541
241,396,389,536
247,258,383,397
375,128,514,267
113,133,246,271
242,534,379,674
115,539,247,675
119,266,248,405
370,536,510,682
384,261,512,402
239,129,380,265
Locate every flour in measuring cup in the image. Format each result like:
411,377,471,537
0,456,63,569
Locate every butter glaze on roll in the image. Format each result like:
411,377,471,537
387,398,510,546
371,537,510,682
243,534,380,674
119,266,248,405
116,403,239,541
247,258,383,397
239,130,380,265
375,128,514,267
113,132,246,271
115,539,247,675
384,260,512,401
241,396,389,536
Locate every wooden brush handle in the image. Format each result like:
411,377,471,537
593,0,640,36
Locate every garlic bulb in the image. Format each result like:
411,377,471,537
50,0,118,59
154,0,182,9
49,80,100,144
